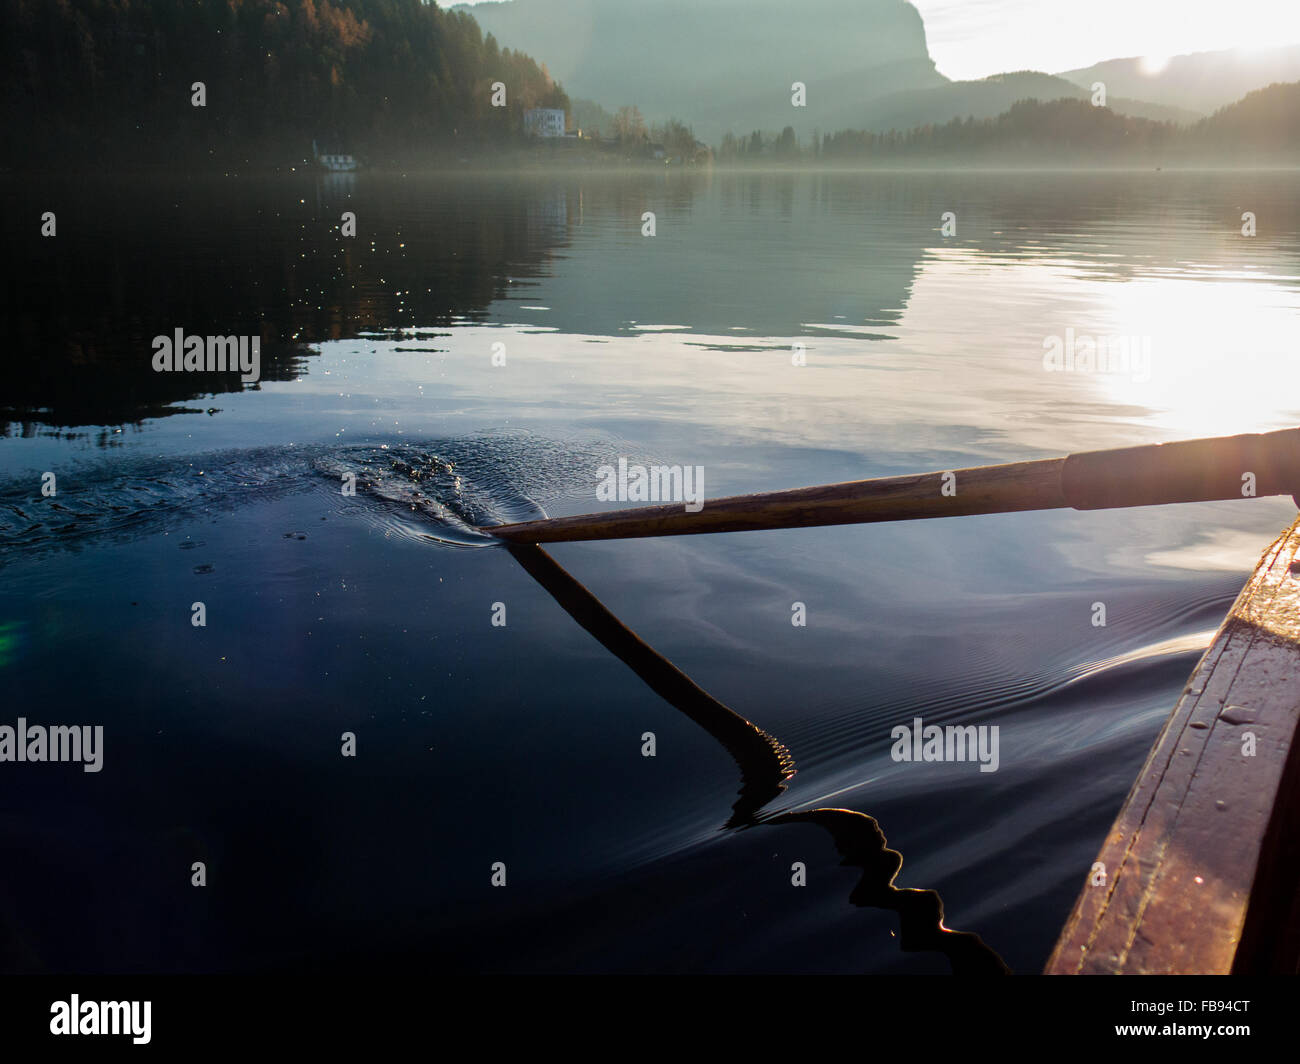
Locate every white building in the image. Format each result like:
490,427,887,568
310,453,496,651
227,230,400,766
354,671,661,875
524,108,567,138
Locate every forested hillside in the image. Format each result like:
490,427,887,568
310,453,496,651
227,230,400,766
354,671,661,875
1,0,569,169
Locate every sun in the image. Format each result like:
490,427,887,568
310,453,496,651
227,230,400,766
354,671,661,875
1138,54,1172,76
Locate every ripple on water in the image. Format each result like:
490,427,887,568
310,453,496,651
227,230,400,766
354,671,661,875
312,444,547,547
0,431,645,561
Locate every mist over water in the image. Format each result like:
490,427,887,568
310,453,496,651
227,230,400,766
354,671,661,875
2,169,1298,973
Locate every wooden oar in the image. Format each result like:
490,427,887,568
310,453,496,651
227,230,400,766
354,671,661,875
484,427,1300,544
504,541,793,826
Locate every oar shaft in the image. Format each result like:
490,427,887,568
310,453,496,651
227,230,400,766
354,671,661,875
486,428,1300,544
1062,429,1300,509
493,458,1068,543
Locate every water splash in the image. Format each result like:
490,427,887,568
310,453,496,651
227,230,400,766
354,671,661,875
0,431,650,562
313,445,546,547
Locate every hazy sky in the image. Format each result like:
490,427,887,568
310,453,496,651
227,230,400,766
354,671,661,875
911,0,1300,79
446,1,1300,82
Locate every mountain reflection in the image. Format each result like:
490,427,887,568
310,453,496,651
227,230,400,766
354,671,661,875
3,174,576,430
4,171,944,431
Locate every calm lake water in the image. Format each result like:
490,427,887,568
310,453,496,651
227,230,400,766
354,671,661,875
2,169,1298,973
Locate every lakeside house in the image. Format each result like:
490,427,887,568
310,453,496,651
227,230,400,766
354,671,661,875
524,108,567,138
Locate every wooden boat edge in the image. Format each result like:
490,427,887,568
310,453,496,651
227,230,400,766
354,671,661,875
1047,514,1300,974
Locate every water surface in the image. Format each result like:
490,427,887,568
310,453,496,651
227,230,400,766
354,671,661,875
2,169,1298,972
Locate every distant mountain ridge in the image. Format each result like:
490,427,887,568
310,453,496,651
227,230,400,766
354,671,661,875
1058,45,1300,114
452,0,945,140
856,71,1202,133
812,85,1300,164
808,83,1300,163
456,0,1300,146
